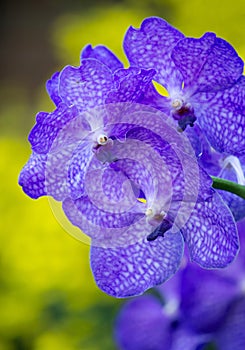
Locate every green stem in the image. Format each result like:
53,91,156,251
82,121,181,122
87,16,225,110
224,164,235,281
211,176,245,200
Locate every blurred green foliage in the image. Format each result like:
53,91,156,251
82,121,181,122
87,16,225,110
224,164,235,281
0,0,244,349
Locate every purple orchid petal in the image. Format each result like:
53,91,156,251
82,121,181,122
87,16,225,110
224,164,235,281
212,218,245,287
63,195,147,247
140,83,170,113
59,59,114,111
107,117,212,234
193,76,245,155
63,161,146,245
123,125,213,208
237,219,245,266
215,297,245,350
196,129,245,221
90,230,184,297
18,152,47,199
67,141,94,199
104,102,196,158
106,67,156,103
171,328,211,350
21,113,90,201
180,264,239,333
81,44,123,72
157,272,182,317
28,103,78,154
183,125,202,158
181,191,239,268
111,143,213,243
172,33,243,94
50,112,91,152
123,17,184,92
42,112,94,200
85,166,140,207
113,66,140,82
106,137,174,215
46,72,62,106
106,107,201,205
64,195,142,229
219,188,245,222
68,142,142,202
44,144,78,201
63,104,200,238
35,111,49,123
114,295,171,350
197,131,224,176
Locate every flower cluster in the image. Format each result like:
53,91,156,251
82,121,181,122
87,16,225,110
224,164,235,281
19,17,245,298
114,219,245,350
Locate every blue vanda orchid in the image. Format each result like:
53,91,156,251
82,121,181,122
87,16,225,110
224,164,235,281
124,17,245,156
115,220,245,350
18,17,242,298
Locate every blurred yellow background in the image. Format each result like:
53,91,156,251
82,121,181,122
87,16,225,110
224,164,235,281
0,0,245,349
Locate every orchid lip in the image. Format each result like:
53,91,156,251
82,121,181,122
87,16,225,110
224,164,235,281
147,218,173,241
171,98,196,131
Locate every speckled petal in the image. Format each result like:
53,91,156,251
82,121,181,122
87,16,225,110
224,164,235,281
193,76,245,155
63,161,145,244
180,264,239,333
215,219,245,283
107,137,174,213
123,17,184,92
84,165,141,211
104,102,196,159
90,229,184,297
181,192,239,268
65,159,143,220
106,67,155,103
45,144,78,201
114,295,171,350
172,32,243,93
64,195,142,229
18,152,47,199
59,59,114,111
81,44,123,72
67,141,94,199
119,126,212,208
215,297,245,350
111,158,156,204
35,111,49,123
28,103,78,154
46,71,62,106
62,194,145,247
139,83,170,113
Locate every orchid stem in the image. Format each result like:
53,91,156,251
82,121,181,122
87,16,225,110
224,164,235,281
211,176,245,200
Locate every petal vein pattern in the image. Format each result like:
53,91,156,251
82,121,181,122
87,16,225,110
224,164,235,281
18,18,244,297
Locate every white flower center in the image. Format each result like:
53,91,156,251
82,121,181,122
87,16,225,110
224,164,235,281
145,207,166,225
172,98,183,110
97,134,109,145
